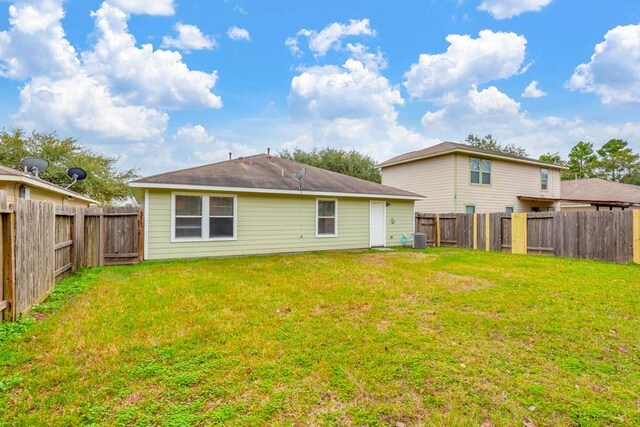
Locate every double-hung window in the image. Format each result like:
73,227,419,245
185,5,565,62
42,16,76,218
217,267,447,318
209,197,235,238
317,199,337,237
540,168,549,190
174,195,203,238
470,158,491,185
173,194,236,241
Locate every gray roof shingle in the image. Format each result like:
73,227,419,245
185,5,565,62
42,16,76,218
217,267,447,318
378,141,566,169
561,178,640,205
131,154,424,199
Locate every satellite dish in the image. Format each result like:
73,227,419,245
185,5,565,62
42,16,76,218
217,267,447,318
64,167,87,189
20,157,49,176
292,167,306,190
67,167,87,181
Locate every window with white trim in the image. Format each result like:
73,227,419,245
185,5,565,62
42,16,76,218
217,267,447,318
173,194,236,240
540,168,549,190
465,205,476,214
209,196,234,238
317,199,337,236
506,206,514,214
175,195,202,238
470,158,491,185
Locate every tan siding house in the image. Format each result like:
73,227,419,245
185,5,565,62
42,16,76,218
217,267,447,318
0,165,97,207
380,142,566,213
131,154,422,260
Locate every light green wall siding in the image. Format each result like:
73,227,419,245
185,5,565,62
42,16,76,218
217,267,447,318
386,200,414,247
146,189,415,260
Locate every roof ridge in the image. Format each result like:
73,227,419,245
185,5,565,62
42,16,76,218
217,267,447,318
131,153,267,183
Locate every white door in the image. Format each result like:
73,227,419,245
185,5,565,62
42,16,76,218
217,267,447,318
370,202,386,247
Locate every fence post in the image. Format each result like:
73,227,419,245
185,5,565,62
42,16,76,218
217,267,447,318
472,213,478,250
485,214,490,251
511,213,528,254
435,214,441,247
2,206,16,322
633,210,640,264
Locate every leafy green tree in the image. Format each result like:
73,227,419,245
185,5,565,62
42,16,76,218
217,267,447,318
565,141,598,179
539,152,565,165
464,133,528,157
0,129,138,204
595,139,639,182
279,147,381,183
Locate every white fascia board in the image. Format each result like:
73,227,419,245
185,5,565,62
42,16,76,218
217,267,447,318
129,182,426,201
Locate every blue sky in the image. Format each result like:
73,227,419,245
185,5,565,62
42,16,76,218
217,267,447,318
1,0,639,175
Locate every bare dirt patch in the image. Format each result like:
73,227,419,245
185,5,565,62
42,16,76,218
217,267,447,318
433,272,496,291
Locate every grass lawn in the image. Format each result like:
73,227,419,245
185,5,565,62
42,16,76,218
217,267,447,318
1,249,639,426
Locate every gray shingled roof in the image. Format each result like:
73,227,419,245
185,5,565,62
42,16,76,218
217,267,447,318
378,141,566,169
561,178,640,205
131,154,424,198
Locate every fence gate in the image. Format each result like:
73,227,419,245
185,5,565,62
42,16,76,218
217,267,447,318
101,209,142,265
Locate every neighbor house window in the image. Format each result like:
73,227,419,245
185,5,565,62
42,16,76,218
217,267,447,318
465,205,476,214
470,158,491,185
541,168,549,190
506,206,514,214
173,194,237,241
209,196,235,238
174,195,202,238
317,199,337,237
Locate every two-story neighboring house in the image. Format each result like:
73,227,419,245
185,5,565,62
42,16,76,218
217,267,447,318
379,142,567,213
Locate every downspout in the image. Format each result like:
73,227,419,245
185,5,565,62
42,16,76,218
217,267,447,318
144,189,149,260
453,153,458,213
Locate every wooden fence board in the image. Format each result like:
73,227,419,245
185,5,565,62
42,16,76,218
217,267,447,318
414,210,636,264
0,192,142,322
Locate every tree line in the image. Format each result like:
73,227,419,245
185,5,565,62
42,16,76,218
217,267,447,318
539,139,639,184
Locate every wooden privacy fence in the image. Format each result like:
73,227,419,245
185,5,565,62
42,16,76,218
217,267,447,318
416,210,640,264
1,191,143,322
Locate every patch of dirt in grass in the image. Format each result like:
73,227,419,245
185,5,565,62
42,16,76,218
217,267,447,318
360,251,435,266
434,272,496,291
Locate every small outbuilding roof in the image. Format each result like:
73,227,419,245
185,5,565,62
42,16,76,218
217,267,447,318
560,178,640,207
130,154,424,200
0,165,99,204
378,141,567,170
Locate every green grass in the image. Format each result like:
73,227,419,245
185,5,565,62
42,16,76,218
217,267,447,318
1,248,639,426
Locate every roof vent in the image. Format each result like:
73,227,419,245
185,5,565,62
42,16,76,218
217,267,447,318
228,152,232,160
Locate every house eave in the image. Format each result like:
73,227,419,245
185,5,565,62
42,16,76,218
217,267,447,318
129,182,426,201
0,175,99,204
379,149,569,170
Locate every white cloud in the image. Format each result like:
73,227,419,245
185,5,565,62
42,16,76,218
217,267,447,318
478,0,551,19
226,26,251,41
162,23,216,51
285,37,302,56
404,30,527,103
108,0,175,16
0,0,223,144
173,125,255,163
568,23,640,104
287,55,432,160
468,85,521,115
522,80,547,98
82,2,222,110
16,74,168,140
288,18,376,57
0,0,79,79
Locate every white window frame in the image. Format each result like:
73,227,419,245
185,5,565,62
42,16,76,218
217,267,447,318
465,204,476,214
470,157,491,186
505,206,514,214
316,198,338,238
540,168,549,191
170,192,237,242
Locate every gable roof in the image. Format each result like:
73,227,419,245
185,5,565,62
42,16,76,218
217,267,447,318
0,165,99,204
560,178,640,206
130,154,424,200
378,141,567,170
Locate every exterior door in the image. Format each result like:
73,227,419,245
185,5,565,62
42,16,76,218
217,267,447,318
370,202,386,247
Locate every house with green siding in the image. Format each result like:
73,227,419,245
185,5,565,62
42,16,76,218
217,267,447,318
130,153,424,260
